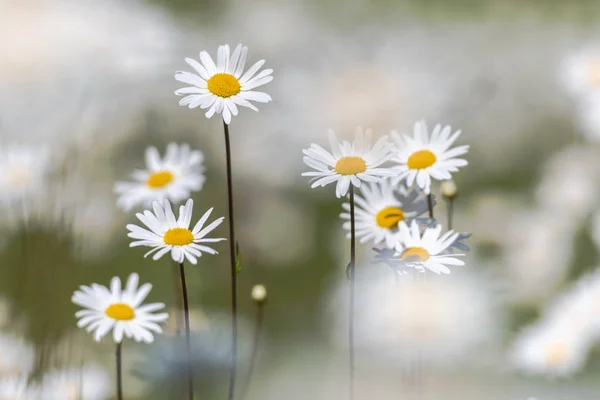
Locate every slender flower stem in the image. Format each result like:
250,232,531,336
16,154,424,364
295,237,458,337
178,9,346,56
116,342,123,400
446,197,454,230
239,302,265,400
179,262,194,400
223,120,238,400
427,193,434,219
173,262,184,334
348,186,356,400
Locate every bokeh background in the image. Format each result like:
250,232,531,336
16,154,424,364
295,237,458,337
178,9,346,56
3,0,600,398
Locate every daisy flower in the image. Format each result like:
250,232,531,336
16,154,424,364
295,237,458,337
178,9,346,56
0,144,52,206
560,48,600,98
174,44,273,124
127,199,225,265
340,180,430,248
72,272,169,343
0,377,34,398
392,120,469,194
114,143,205,212
394,220,464,275
302,127,396,198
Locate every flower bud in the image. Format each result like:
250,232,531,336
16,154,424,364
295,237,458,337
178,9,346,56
251,284,267,304
441,179,457,199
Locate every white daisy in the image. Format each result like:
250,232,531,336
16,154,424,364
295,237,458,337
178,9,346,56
114,143,205,212
302,127,396,198
339,180,430,248
127,199,226,265
72,272,169,343
38,365,111,400
392,120,469,194
174,44,273,124
394,220,464,275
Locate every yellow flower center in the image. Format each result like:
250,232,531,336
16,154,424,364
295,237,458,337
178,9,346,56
335,157,367,175
146,171,174,188
401,247,430,262
375,207,405,229
105,303,135,321
164,227,194,246
544,342,568,367
407,150,437,170
587,60,600,87
207,73,241,98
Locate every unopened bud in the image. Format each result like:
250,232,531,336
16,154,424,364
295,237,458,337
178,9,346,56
441,179,457,199
251,284,267,304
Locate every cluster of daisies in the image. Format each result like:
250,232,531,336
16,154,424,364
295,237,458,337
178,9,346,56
303,121,470,274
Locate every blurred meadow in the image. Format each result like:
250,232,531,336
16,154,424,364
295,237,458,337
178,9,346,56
4,0,600,399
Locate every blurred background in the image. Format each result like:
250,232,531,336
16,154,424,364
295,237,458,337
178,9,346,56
3,0,600,398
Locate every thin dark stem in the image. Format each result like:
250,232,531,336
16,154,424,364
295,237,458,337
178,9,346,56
239,303,265,400
116,342,123,400
173,262,184,334
349,186,356,400
223,120,238,400
427,193,434,219
447,197,454,230
179,262,194,400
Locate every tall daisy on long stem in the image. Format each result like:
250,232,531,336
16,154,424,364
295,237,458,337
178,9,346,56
175,43,273,399
303,127,395,399
127,199,225,400
72,273,169,400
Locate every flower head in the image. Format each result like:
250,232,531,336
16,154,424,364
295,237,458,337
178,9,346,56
340,180,430,248
302,127,396,198
114,143,205,212
38,365,111,400
127,199,225,265
72,273,169,343
175,44,273,124
394,220,464,274
392,120,468,194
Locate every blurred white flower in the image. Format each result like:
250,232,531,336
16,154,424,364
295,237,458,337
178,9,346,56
340,180,429,248
503,210,574,305
115,143,205,212
302,128,396,198
329,270,500,367
511,322,591,377
175,44,273,124
560,48,600,98
0,376,33,399
38,365,111,400
0,145,53,210
0,333,35,376
391,120,469,194
535,145,600,226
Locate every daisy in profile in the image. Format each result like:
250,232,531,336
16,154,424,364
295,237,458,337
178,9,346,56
114,143,205,212
302,127,396,198
394,220,464,274
340,180,430,248
392,120,469,194
72,272,169,343
127,199,225,265
175,44,273,124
